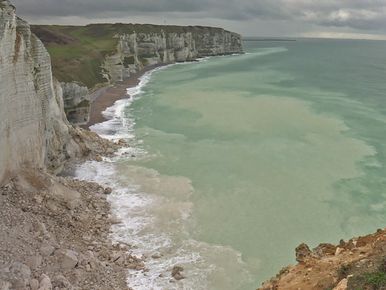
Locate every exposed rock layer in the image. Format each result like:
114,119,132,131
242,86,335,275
32,24,243,124
0,1,121,185
61,82,90,125
0,0,81,185
0,5,133,289
101,26,243,83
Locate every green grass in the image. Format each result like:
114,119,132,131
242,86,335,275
32,25,119,88
364,272,386,288
347,258,386,290
31,23,229,88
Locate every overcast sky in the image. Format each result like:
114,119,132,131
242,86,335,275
11,0,386,40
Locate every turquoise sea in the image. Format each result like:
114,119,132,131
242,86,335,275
77,39,386,289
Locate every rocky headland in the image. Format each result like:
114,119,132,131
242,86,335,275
31,23,243,125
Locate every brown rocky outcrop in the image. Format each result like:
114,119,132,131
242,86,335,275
259,229,386,290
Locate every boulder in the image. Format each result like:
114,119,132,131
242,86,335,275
333,278,348,290
151,253,162,259
30,279,40,290
313,243,336,257
26,255,43,270
56,249,79,270
103,187,112,195
171,266,185,280
53,274,72,289
39,274,52,290
40,244,56,257
8,262,31,287
295,243,312,263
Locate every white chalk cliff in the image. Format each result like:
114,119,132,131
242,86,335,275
103,28,243,83
0,0,80,184
32,24,243,124
0,0,243,182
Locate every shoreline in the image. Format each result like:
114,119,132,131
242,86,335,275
82,54,244,130
74,61,197,289
82,64,165,129
76,55,249,289
0,169,139,290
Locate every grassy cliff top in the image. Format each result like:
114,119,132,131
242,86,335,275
32,24,238,88
32,25,118,88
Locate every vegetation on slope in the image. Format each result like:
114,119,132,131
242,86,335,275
346,257,386,290
32,24,228,89
259,229,386,290
32,25,118,88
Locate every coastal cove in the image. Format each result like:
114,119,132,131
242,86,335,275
75,39,386,289
0,2,248,288
3,0,386,287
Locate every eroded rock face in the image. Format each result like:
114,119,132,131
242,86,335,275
0,0,80,184
32,23,242,125
61,82,90,125
295,243,312,263
103,29,243,83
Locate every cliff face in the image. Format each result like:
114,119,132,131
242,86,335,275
31,24,243,124
0,0,243,180
61,82,90,125
102,28,243,83
0,0,80,184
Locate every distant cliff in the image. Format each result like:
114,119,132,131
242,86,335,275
31,24,243,124
0,0,82,184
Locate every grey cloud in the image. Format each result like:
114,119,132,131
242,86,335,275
284,1,386,30
10,0,386,35
12,0,209,16
11,0,301,22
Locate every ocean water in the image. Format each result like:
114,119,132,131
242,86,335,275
76,39,386,289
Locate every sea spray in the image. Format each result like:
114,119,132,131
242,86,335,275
90,65,173,141
75,62,253,289
75,159,252,290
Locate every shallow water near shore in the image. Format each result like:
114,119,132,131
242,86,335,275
76,39,386,289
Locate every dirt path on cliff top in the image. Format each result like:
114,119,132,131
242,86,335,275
83,64,165,129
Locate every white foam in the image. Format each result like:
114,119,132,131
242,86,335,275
90,98,136,141
75,58,254,290
90,65,173,142
75,159,253,290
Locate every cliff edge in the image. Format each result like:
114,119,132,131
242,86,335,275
259,229,386,290
0,0,120,184
0,2,136,289
0,0,81,184
31,24,243,124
